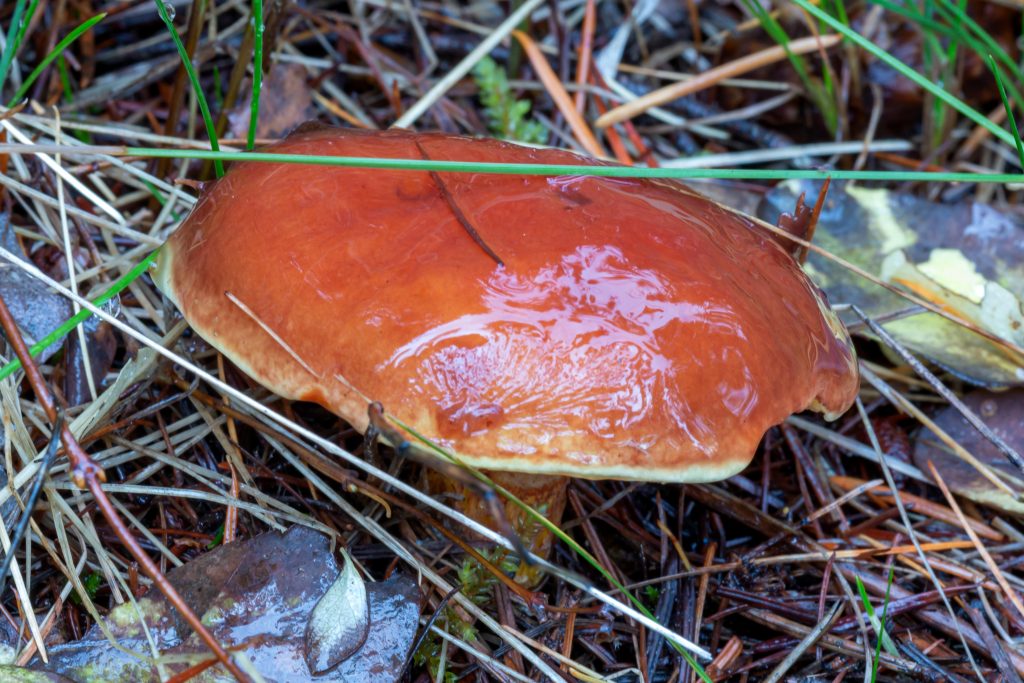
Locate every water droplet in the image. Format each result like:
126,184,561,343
163,2,175,20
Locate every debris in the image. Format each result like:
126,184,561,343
913,389,1024,515
760,180,1024,386
30,526,422,682
228,63,316,140
304,549,368,674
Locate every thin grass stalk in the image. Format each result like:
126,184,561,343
153,0,224,177
247,0,264,151
988,54,1024,169
6,13,106,107
791,0,1019,149
9,144,1021,182
0,0,31,92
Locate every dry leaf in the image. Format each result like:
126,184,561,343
913,389,1024,515
228,63,316,140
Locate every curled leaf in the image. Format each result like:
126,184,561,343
304,549,369,675
336,573,422,683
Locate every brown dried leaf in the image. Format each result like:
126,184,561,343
228,63,316,140
913,389,1024,515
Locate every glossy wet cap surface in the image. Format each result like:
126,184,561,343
156,126,858,482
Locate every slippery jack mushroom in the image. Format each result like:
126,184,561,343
154,126,859,580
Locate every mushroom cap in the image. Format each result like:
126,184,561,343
155,127,858,482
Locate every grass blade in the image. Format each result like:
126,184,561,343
791,0,1018,150
153,0,224,178
987,54,1024,169
116,147,1024,183
10,0,40,70
6,13,106,108
854,571,898,674
741,0,837,135
0,0,31,93
247,0,264,151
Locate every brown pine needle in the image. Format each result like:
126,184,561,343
926,460,1024,624
831,475,1004,542
573,0,597,114
595,34,842,128
512,29,606,158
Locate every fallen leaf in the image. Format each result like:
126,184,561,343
0,667,76,682
30,526,422,682
913,389,1024,515
228,63,316,140
759,180,1024,386
304,549,369,674
0,213,73,363
62,316,118,407
332,572,422,683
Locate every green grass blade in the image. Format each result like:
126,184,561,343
154,0,224,178
115,147,1024,183
741,0,837,135
0,248,161,381
247,0,264,151
6,13,106,108
56,54,73,102
0,0,30,93
11,0,40,66
924,0,1024,114
933,0,1021,83
987,54,1024,169
874,567,896,683
791,0,1018,149
854,573,898,668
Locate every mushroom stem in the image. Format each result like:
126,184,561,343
427,469,568,586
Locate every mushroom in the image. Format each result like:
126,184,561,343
154,126,859,575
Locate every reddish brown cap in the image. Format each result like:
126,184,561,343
155,127,858,482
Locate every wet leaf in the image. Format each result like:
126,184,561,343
0,214,73,363
0,667,76,682
759,180,1024,386
304,549,368,674
913,389,1024,515
32,526,422,682
228,63,316,140
334,572,422,683
62,318,118,407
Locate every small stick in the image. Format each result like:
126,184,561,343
415,140,505,267
0,410,63,594
762,601,843,683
